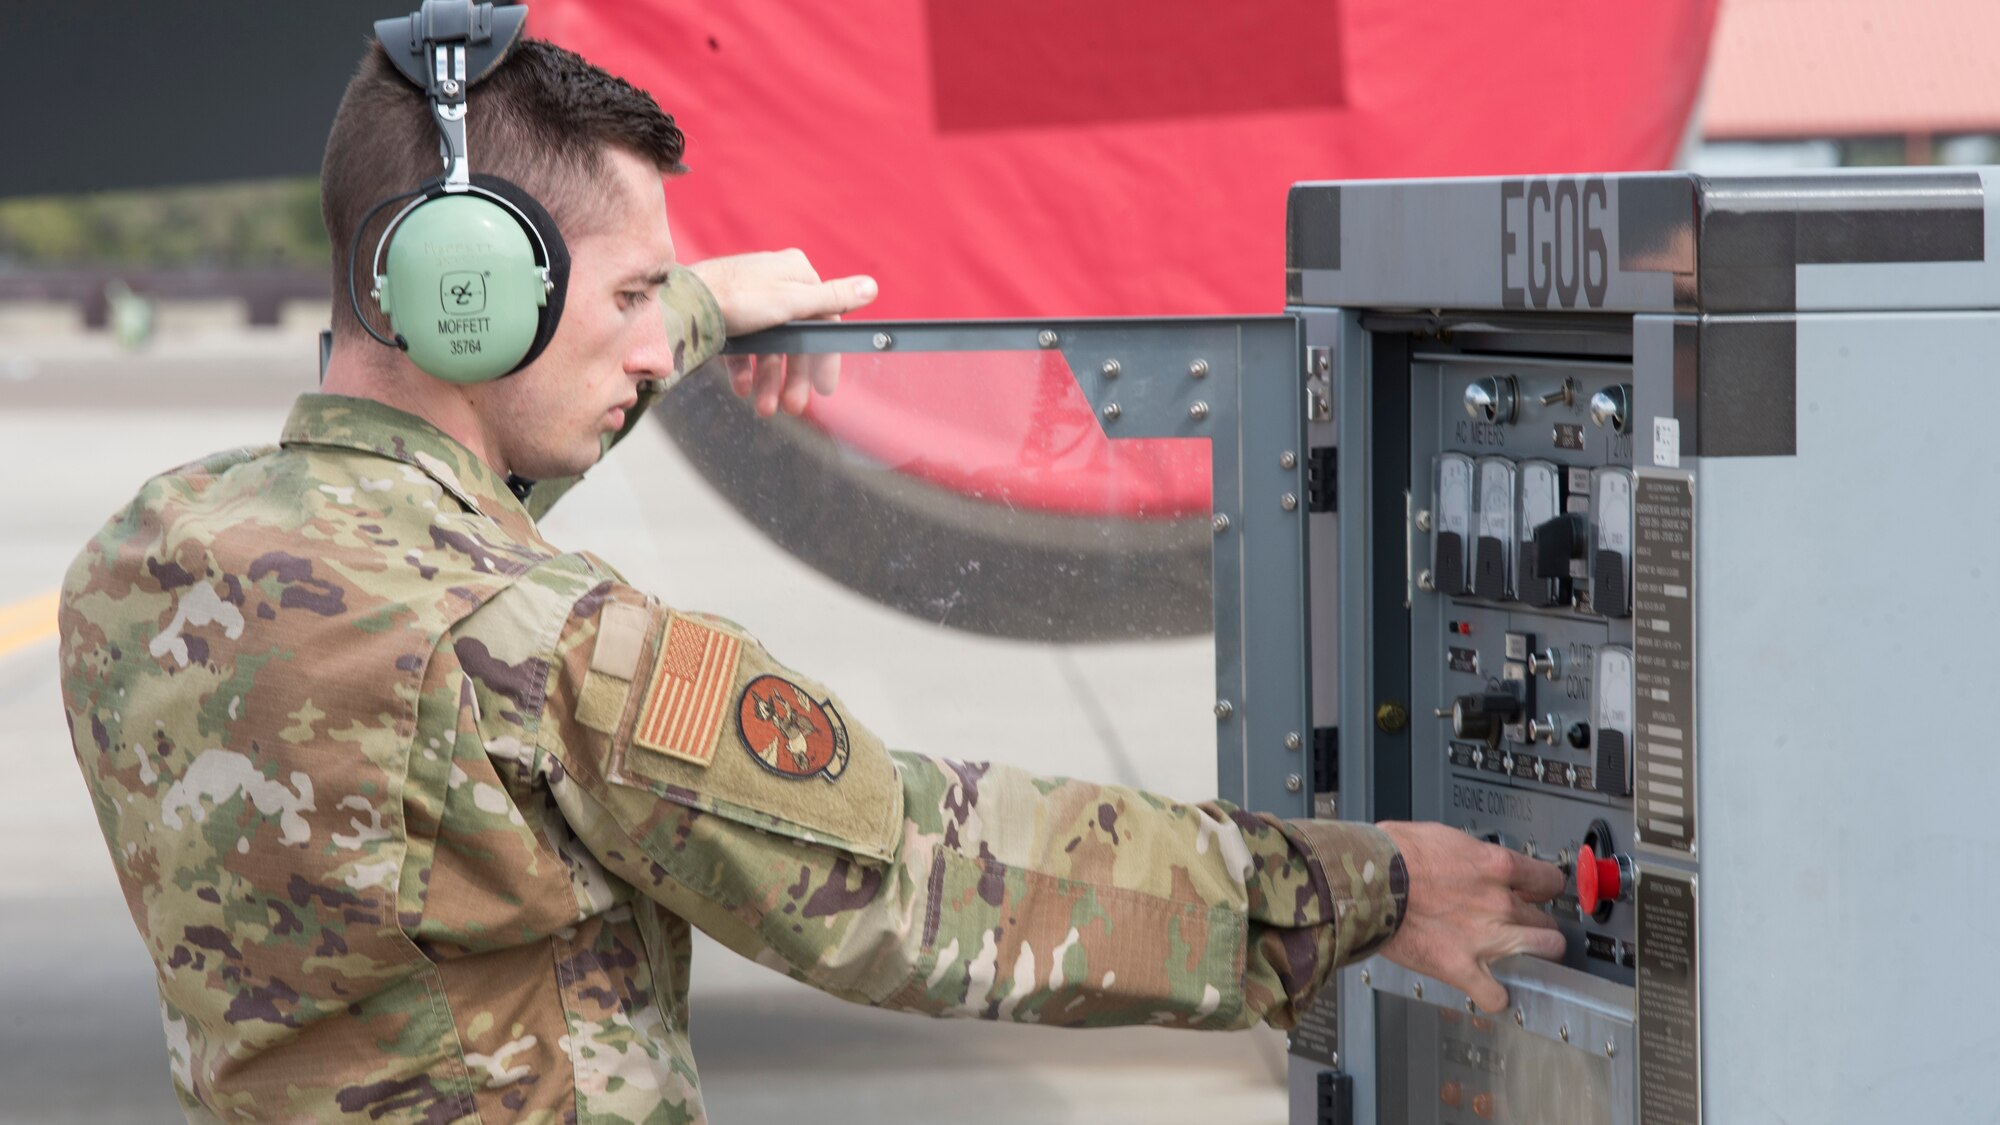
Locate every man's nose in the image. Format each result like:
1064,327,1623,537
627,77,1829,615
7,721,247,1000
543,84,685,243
624,310,675,382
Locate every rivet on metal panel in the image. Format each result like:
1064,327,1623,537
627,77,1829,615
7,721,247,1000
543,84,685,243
1102,403,1122,422
1375,702,1409,734
1285,774,1303,793
1309,347,1331,376
1037,329,1060,349
1214,700,1234,720
1189,401,1210,421
1606,1040,1618,1058
871,332,893,350
1189,358,1210,379
1281,493,1299,512
1465,998,1478,1014
1101,359,1121,378
1415,509,1433,532
1560,1024,1571,1043
1285,731,1303,751
1360,969,1371,987
1513,1009,1525,1028
1280,450,1298,470
1412,982,1424,999
1212,513,1231,535
1417,569,1436,593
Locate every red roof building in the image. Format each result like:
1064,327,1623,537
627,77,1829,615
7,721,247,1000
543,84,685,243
1702,0,2000,162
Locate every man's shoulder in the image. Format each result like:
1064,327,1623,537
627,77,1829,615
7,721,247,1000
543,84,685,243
449,550,633,649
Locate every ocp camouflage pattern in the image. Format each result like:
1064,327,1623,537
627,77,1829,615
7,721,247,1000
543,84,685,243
58,269,1406,1123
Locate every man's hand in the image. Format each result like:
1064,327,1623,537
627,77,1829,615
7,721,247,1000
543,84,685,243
688,250,879,418
1375,821,1569,1013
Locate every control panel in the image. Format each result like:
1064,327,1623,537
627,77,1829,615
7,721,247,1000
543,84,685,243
1361,353,1641,1125
1418,356,1639,987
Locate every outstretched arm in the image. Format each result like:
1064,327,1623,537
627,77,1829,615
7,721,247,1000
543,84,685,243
497,574,1564,1027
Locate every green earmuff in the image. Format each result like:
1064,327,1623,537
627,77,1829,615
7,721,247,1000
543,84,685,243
374,183,559,383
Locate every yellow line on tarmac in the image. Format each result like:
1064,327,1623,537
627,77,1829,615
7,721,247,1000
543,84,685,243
0,590,60,659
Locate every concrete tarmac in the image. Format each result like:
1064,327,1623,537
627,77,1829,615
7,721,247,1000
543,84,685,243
0,329,1289,1124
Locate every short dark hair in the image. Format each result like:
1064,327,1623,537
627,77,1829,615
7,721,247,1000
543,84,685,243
320,38,687,340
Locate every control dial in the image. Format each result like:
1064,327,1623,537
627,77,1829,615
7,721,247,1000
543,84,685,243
1464,376,1519,425
1450,691,1523,743
1589,383,1633,434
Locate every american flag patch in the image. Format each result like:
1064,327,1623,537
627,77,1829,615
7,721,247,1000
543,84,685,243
632,615,743,767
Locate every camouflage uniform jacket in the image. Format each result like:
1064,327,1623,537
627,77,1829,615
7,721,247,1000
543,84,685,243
59,269,1408,1124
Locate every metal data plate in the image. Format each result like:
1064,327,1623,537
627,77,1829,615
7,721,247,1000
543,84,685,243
1636,869,1700,1125
1631,471,1696,856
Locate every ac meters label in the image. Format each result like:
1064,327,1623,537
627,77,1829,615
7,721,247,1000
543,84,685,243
1633,471,1696,855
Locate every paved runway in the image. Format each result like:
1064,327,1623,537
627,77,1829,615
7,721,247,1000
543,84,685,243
0,328,1288,1123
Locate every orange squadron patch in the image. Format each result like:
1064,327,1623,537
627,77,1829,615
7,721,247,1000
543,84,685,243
736,675,851,782
633,615,743,766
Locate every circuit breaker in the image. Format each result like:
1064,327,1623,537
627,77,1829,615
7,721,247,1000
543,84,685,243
1281,168,2000,1124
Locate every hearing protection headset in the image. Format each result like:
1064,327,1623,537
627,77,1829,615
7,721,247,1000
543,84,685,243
346,1,569,383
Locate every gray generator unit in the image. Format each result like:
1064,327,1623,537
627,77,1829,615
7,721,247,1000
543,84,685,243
1281,168,2000,1124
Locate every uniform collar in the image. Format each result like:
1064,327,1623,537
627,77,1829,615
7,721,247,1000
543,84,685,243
280,394,531,526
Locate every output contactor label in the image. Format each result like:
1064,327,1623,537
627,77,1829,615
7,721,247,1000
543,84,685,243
1638,870,1701,1125
1633,472,1696,854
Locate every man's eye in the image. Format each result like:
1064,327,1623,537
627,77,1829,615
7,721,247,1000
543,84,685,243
620,290,652,309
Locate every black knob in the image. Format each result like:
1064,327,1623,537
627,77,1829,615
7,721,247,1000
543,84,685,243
1451,692,1523,743
1566,722,1592,749
1532,513,1590,576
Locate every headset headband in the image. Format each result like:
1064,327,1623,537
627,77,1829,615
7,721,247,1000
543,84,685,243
373,2,528,191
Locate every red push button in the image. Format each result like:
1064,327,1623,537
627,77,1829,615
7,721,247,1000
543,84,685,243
1577,845,1622,915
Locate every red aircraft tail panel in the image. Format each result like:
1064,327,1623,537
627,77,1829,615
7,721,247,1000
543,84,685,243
541,0,1718,517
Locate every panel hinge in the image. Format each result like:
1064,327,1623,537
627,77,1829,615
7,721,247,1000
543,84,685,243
1311,726,1338,793
1307,446,1338,513
1316,1070,1354,1125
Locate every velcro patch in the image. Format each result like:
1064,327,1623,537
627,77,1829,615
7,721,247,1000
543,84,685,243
632,614,742,767
592,602,651,679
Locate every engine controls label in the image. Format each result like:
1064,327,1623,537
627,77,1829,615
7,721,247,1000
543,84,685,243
1633,471,1696,855
1638,869,1701,1125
